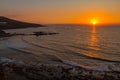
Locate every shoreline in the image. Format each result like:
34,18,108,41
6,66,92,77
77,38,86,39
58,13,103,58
0,25,120,80
0,57,119,80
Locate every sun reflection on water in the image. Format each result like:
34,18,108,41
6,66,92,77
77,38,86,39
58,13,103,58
85,25,100,58
89,26,99,50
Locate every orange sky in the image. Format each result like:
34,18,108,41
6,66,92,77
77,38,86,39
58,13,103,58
0,0,120,24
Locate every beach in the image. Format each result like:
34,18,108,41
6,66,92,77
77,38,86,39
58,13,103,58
0,25,120,80
1,0,120,79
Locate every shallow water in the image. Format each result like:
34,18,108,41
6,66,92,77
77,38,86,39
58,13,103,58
4,24,120,71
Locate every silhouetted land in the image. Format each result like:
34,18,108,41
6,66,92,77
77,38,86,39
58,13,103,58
0,16,44,38
0,16,43,30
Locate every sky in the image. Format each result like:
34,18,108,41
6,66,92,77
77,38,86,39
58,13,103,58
0,0,120,24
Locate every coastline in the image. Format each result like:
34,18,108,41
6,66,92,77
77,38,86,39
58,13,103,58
0,31,119,80
0,57,119,80
0,24,120,80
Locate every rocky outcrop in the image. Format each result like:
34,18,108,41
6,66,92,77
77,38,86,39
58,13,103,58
33,32,59,36
0,30,6,34
0,30,12,38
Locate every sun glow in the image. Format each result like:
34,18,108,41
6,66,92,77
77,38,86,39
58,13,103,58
91,19,98,25
92,21,97,25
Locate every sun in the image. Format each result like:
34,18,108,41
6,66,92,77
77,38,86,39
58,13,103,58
92,21,97,25
91,19,98,25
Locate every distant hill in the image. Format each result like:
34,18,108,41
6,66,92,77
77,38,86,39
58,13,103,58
0,16,43,29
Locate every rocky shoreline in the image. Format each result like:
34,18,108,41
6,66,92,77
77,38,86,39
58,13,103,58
0,29,59,38
0,30,13,38
0,57,120,80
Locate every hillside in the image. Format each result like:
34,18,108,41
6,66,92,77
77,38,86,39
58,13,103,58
0,16,43,29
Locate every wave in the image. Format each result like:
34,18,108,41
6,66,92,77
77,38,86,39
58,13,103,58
5,35,120,71
21,36,120,63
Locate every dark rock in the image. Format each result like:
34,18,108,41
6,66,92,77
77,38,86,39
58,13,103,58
33,31,59,36
0,30,6,34
0,30,12,38
0,57,120,80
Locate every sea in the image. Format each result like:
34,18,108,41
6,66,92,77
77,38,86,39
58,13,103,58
3,24,120,71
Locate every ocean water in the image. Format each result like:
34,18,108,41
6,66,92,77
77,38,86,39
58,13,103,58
4,24,120,71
